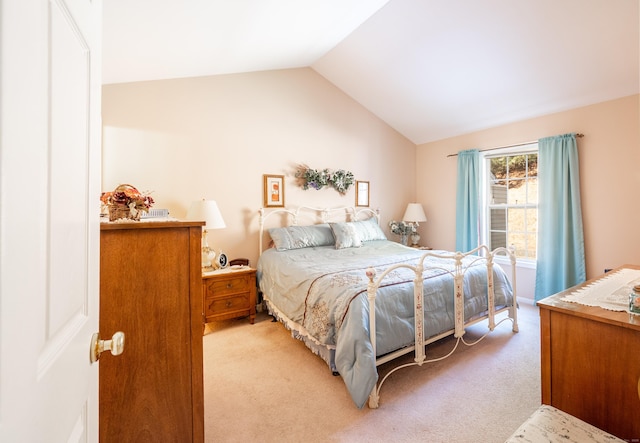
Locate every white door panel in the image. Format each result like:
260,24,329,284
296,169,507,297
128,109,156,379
0,0,102,441
49,0,90,338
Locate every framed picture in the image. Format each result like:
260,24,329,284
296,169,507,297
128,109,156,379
356,180,369,207
263,174,285,207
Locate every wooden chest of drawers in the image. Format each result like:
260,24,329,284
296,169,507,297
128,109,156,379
538,264,640,441
202,267,256,326
100,221,204,442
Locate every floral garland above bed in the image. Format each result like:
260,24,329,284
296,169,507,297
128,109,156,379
294,164,354,195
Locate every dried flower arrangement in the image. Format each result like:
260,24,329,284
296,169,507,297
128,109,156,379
295,165,355,195
388,220,417,236
100,184,154,221
388,220,417,246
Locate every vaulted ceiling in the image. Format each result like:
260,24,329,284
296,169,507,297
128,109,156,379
103,0,639,144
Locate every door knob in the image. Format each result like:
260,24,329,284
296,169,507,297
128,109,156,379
90,331,125,363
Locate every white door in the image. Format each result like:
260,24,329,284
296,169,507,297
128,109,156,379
0,0,102,441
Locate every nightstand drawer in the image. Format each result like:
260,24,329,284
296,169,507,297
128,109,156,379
205,275,250,297
204,293,250,317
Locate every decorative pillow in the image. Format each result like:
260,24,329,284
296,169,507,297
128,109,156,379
268,224,335,251
351,218,387,242
329,222,362,249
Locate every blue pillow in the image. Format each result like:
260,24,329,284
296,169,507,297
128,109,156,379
351,218,387,242
268,224,335,251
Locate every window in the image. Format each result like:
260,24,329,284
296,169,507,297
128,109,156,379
482,146,538,261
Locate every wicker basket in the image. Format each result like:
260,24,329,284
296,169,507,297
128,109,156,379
108,204,141,221
106,184,144,221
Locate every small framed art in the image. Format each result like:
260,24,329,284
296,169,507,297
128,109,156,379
263,174,285,207
356,181,369,207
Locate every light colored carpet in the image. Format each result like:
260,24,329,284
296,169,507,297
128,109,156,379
203,301,541,443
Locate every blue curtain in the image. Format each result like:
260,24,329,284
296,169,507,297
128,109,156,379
455,149,480,252
534,133,586,302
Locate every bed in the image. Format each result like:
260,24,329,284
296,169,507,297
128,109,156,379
257,206,518,409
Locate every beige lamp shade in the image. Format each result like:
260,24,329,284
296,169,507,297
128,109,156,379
186,199,226,270
186,199,226,229
402,203,427,223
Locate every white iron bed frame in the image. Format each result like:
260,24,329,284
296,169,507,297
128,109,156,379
258,206,518,409
365,245,518,408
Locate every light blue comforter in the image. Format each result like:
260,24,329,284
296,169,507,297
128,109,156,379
257,240,513,408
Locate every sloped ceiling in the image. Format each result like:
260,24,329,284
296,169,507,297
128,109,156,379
103,0,639,145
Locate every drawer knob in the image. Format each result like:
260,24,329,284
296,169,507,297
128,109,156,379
225,301,232,308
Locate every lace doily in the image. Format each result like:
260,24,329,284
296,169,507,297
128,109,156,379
560,268,640,312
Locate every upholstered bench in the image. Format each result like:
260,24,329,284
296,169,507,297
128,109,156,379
505,405,624,443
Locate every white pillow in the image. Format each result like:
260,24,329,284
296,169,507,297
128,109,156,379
329,222,362,249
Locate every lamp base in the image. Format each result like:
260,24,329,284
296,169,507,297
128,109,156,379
410,233,421,247
202,244,217,270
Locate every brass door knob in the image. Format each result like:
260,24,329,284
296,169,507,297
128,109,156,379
90,331,125,363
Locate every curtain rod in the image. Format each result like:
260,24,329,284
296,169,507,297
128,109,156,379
446,133,584,158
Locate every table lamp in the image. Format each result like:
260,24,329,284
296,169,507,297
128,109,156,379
402,203,427,247
186,199,226,270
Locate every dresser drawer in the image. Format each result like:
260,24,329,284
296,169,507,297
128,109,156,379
205,275,250,298
204,293,250,317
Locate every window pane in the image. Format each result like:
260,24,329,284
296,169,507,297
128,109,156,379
527,176,538,204
491,183,507,204
526,208,537,232
507,207,525,231
528,154,538,177
491,231,507,250
490,158,506,178
490,208,506,230
507,232,526,257
525,233,537,258
505,230,537,258
507,179,526,204
507,155,528,175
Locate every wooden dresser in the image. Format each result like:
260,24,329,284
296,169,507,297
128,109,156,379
100,221,204,442
538,264,640,441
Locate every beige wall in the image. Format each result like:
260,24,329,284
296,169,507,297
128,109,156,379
103,69,639,285
416,94,640,281
102,68,416,266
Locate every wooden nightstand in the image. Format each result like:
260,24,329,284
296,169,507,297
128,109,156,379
202,267,256,328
